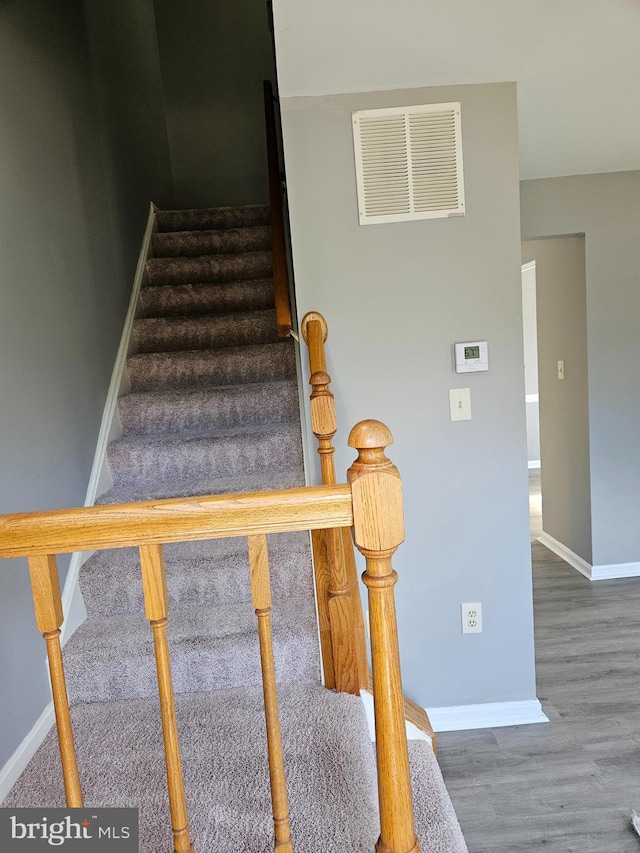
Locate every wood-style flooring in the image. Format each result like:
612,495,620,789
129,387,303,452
437,469,640,851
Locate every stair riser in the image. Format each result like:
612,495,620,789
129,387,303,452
152,226,272,257
127,342,296,392
65,620,319,705
118,383,299,436
81,548,313,618
146,252,272,286
138,279,274,319
156,205,270,233
134,311,280,353
107,428,302,487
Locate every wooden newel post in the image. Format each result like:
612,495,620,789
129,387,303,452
309,370,337,485
347,421,421,853
28,554,83,808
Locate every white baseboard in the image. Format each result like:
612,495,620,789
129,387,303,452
591,561,640,580
0,702,54,804
1,206,159,802
360,690,433,744
537,531,592,579
425,699,548,732
538,531,640,581
59,203,157,647
528,460,541,469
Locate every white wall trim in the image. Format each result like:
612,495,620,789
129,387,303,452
538,530,640,581
60,202,157,646
528,460,541,469
360,690,433,744
0,702,54,804
537,531,591,579
425,699,548,732
525,393,539,404
521,260,536,273
591,561,640,581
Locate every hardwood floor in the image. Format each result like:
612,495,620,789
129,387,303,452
437,469,640,851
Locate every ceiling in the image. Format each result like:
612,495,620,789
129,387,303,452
272,0,640,180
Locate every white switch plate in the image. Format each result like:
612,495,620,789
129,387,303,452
449,388,471,421
557,359,565,380
461,602,482,634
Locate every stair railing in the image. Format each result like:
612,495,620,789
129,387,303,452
0,420,420,853
300,312,369,694
263,79,292,338
301,311,436,750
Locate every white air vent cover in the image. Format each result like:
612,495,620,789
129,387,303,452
352,102,465,225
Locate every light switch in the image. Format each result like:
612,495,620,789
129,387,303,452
557,360,565,380
450,388,471,421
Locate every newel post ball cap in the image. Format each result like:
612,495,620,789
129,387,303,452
348,419,394,450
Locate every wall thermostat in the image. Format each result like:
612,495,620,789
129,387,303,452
455,341,488,373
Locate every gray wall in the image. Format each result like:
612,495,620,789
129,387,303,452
0,0,172,769
281,82,537,709
153,0,275,208
521,173,640,567
522,238,591,563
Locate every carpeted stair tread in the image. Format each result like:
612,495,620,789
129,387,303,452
80,534,313,618
127,341,296,392
107,422,302,487
63,598,320,704
4,684,468,853
118,380,299,435
96,468,306,506
156,204,270,233
138,278,275,318
152,225,272,257
146,250,272,286
134,309,280,353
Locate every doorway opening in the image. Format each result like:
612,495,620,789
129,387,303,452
522,260,542,541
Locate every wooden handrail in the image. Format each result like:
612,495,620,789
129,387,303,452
4,421,420,853
301,312,369,694
0,485,352,559
263,79,292,339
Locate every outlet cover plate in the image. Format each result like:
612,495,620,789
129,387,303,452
461,602,482,634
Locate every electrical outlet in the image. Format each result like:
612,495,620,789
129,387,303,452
461,602,482,634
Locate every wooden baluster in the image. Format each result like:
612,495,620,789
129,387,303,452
28,554,83,807
139,544,194,853
247,535,293,853
347,421,421,853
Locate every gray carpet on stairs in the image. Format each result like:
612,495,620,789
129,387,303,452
4,203,468,852
4,685,467,853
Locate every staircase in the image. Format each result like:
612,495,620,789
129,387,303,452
3,204,468,853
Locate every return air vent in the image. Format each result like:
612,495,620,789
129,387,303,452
352,103,465,225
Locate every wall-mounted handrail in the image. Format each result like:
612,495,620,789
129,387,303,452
301,312,369,694
263,79,292,339
2,421,420,853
